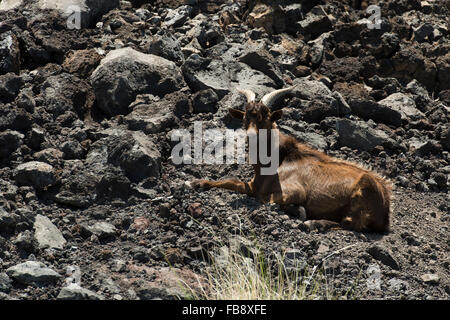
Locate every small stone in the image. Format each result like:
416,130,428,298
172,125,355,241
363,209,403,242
0,273,12,293
83,222,117,240
111,259,127,273
317,243,329,254
6,261,62,285
188,203,202,218
0,130,23,159
132,217,150,231
367,244,400,270
33,214,66,250
366,264,382,290
0,207,19,233
57,283,103,300
421,273,440,285
192,89,219,113
158,203,172,218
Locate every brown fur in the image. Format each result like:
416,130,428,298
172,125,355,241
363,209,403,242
189,102,391,233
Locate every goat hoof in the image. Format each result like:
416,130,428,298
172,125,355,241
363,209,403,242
186,179,210,191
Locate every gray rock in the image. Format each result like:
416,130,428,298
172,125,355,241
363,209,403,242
331,91,351,115
83,222,117,240
238,44,284,86
308,32,332,66
163,5,193,28
299,6,332,40
348,99,402,127
406,79,431,100
388,278,409,292
302,96,340,123
28,128,45,150
41,73,93,118
421,273,440,285
33,214,66,250
182,54,230,97
0,31,20,75
91,47,185,116
366,263,382,290
0,72,22,102
147,31,184,65
14,161,57,189
38,0,120,28
0,0,23,11
6,261,62,285
280,125,327,151
60,140,84,160
408,138,441,156
336,119,395,151
367,244,400,270
57,283,103,300
192,89,219,113
292,77,332,101
34,148,64,166
378,93,425,121
110,259,127,272
414,23,434,42
95,129,161,182
13,230,37,252
0,273,12,293
125,92,190,134
0,130,24,159
0,207,19,233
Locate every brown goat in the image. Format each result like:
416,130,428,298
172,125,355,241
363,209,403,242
186,87,391,233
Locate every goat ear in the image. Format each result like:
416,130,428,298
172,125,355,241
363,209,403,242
270,109,283,122
229,108,244,120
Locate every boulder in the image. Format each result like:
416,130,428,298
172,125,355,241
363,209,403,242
125,92,190,134
41,73,94,118
147,31,184,65
91,129,161,182
182,53,276,99
14,161,57,189
91,47,185,116
38,0,120,28
336,119,395,151
378,93,425,121
348,99,402,127
238,45,284,87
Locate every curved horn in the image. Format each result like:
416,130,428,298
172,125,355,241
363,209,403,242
261,86,295,107
236,88,256,103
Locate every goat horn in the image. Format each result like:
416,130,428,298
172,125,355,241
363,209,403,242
236,88,256,103
261,86,295,107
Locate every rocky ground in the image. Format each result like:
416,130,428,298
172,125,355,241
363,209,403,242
0,0,449,300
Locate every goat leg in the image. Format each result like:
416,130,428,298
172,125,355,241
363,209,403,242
304,219,341,232
186,179,253,195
